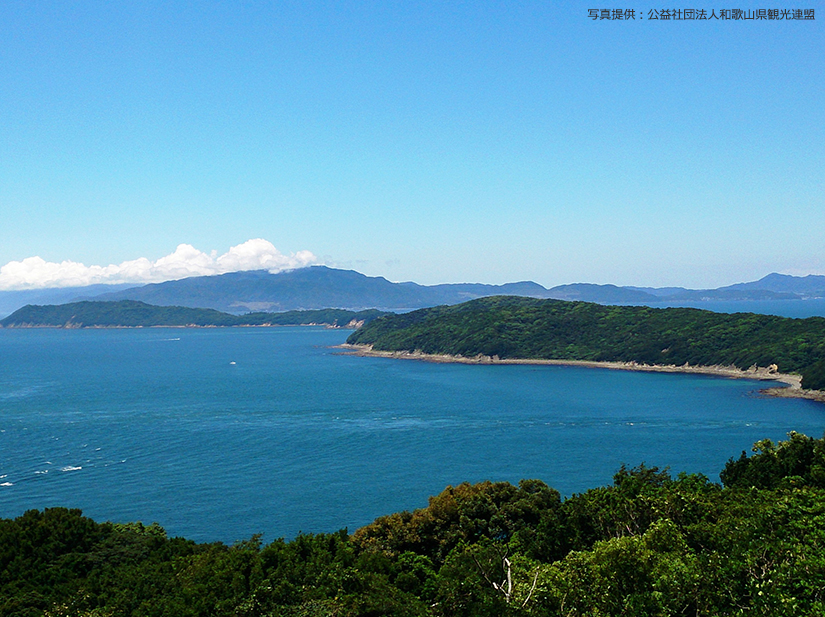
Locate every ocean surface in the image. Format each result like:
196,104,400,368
1,326,824,544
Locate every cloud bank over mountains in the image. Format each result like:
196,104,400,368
0,239,318,290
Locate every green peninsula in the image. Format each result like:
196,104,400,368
346,296,825,390
0,300,387,329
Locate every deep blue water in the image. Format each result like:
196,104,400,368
1,327,824,544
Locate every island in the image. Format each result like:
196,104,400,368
345,296,825,395
0,300,387,329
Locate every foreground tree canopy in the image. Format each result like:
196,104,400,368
347,296,825,389
3,433,825,616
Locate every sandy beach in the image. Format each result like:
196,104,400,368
338,343,825,404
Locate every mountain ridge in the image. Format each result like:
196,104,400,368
90,266,557,313
1,267,823,318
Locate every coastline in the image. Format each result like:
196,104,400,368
0,323,357,329
337,343,825,404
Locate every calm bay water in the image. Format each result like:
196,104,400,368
1,326,824,543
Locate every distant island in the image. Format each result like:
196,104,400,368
346,296,825,393
0,300,387,329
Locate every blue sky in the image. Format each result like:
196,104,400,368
1,1,822,289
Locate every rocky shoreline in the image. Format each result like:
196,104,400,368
338,343,825,404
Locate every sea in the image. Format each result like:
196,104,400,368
2,315,824,544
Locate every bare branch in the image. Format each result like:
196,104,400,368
521,567,540,608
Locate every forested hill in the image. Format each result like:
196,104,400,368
347,296,825,390
3,433,825,615
0,300,387,328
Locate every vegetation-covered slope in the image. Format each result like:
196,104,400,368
347,296,825,389
0,300,387,329
3,433,825,616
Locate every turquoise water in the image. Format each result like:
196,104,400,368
1,327,823,543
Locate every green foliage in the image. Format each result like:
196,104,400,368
352,479,563,565
721,431,825,489
347,296,825,389
243,308,388,327
801,358,825,390
4,434,825,615
538,519,700,616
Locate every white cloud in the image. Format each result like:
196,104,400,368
0,239,318,290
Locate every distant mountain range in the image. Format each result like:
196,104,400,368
625,273,825,301
1,267,824,317
90,267,552,313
